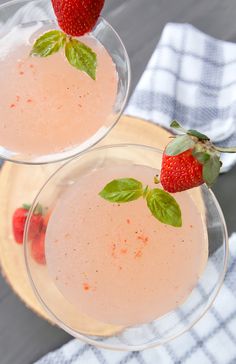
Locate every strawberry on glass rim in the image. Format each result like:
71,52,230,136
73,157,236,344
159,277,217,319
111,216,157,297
51,0,105,37
160,120,236,193
31,0,106,79
99,120,236,229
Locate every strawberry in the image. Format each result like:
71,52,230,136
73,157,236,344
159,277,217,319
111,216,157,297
12,204,44,244
28,214,44,240
31,233,46,265
12,208,28,244
160,120,236,193
161,148,204,193
51,0,105,37
12,204,47,265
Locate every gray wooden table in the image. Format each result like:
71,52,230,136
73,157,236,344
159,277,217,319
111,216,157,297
0,0,236,363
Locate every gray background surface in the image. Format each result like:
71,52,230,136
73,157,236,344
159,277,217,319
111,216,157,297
0,0,236,363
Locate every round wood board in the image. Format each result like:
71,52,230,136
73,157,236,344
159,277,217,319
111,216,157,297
0,116,171,335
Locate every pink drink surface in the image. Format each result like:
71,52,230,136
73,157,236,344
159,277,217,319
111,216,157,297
45,165,208,326
0,22,117,156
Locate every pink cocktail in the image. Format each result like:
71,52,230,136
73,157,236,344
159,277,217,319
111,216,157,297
24,145,228,350
0,0,130,163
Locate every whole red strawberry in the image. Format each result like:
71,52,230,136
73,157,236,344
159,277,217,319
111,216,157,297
159,120,231,193
31,233,46,265
51,0,105,36
12,208,28,244
161,148,203,193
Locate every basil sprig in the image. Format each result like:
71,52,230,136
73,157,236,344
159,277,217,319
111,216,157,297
31,30,97,80
99,178,182,227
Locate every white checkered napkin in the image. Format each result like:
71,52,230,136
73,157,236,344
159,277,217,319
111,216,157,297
36,234,236,364
126,23,236,172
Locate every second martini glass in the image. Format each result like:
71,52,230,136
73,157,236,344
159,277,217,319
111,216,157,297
24,144,228,351
0,0,130,164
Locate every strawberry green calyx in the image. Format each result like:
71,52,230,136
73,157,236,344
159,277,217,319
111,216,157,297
22,203,31,211
214,146,236,153
30,30,97,80
166,120,236,188
22,203,43,215
170,120,209,140
165,134,195,156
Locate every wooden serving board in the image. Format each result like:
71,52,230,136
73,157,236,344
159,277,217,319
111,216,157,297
0,116,171,335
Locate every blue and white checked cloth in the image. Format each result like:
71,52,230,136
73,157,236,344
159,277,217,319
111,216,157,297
36,23,236,364
126,23,236,172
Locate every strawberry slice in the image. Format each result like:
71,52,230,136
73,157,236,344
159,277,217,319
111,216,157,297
51,0,105,37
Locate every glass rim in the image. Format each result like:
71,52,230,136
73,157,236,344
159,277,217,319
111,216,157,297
23,143,229,351
0,0,131,164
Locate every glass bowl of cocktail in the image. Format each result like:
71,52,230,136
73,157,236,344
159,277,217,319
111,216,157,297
24,144,228,351
0,0,130,164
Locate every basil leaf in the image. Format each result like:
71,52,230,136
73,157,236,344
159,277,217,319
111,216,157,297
203,155,222,187
187,129,209,141
165,134,195,156
65,39,97,80
99,178,143,203
31,30,66,57
146,188,182,227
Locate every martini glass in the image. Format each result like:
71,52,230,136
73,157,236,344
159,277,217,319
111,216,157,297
0,0,130,164
24,144,228,351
